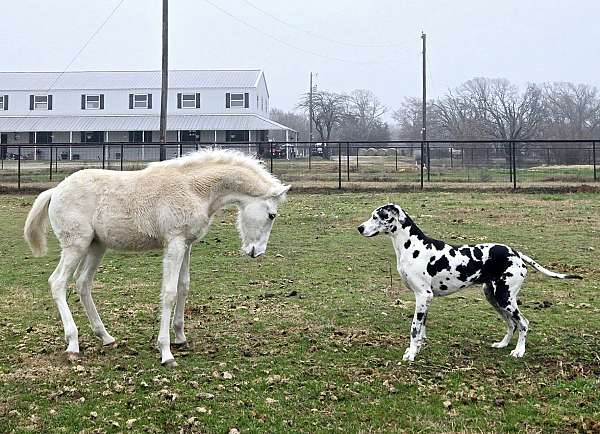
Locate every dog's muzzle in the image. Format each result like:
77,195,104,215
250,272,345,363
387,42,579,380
357,224,378,237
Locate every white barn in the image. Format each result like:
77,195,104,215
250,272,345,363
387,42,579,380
0,69,294,160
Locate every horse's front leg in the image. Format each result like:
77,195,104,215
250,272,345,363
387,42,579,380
157,238,186,367
172,244,191,346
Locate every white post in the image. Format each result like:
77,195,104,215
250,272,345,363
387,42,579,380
214,130,217,144
34,131,37,160
69,131,73,161
285,129,290,160
141,131,145,161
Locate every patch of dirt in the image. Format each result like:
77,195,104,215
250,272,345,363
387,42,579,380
0,352,71,382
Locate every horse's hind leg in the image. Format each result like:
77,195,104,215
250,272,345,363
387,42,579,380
75,241,116,347
49,244,89,360
172,244,191,346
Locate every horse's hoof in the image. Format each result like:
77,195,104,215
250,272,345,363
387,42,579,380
172,341,188,349
67,352,79,362
104,341,118,349
162,359,178,368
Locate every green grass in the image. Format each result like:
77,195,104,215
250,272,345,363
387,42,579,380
0,191,599,433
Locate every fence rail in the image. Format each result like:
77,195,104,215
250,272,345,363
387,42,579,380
1,139,597,191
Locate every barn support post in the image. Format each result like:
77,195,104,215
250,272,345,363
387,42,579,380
17,145,21,190
49,145,53,180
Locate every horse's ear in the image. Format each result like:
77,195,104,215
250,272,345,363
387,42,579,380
271,184,291,199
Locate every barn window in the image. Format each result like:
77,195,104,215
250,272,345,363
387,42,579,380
134,94,148,108
230,93,245,107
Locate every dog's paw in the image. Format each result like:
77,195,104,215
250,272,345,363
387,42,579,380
402,349,416,362
510,348,525,358
491,341,509,349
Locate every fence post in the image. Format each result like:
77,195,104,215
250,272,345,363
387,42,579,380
269,141,273,173
49,146,53,181
593,141,597,182
420,141,424,189
338,142,342,189
512,141,517,189
346,142,350,181
547,148,550,166
120,144,124,171
356,146,359,172
450,147,453,169
179,142,183,157
308,143,312,170
102,144,106,169
395,147,398,171
426,142,431,181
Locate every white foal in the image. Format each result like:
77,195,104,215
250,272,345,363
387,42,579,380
24,150,290,366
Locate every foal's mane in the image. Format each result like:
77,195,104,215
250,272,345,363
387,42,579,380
146,149,283,190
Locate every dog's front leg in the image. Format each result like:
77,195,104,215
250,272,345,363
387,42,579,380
403,292,432,362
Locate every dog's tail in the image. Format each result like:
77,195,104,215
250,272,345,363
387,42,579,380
24,188,55,257
518,251,583,280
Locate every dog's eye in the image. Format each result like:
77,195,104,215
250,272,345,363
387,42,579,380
268,213,277,220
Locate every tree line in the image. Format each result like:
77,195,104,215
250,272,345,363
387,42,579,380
271,78,600,149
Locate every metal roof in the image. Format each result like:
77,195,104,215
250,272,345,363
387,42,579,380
0,114,293,132
0,70,263,91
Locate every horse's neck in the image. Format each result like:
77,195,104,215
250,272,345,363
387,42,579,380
190,165,268,214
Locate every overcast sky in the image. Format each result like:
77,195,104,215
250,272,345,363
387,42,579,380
2,0,599,117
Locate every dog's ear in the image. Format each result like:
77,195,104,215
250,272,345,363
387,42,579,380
377,204,400,221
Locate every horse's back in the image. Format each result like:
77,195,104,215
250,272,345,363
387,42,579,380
49,169,163,250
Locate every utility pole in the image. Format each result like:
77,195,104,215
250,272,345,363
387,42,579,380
308,72,313,169
159,0,168,161
421,32,429,185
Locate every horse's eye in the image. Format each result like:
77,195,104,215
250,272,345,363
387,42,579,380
268,213,277,220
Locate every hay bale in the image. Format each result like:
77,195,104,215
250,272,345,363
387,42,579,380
366,148,377,156
385,148,396,157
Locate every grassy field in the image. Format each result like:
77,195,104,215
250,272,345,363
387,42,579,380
0,191,599,433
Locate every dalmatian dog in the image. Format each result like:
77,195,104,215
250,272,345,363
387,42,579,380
357,204,582,361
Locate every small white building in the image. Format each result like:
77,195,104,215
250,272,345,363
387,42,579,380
0,69,295,160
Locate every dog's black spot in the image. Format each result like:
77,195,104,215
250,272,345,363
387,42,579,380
413,250,420,258
427,256,451,277
404,240,411,249
473,247,483,260
449,249,456,257
440,284,448,291
390,226,397,233
429,256,436,262
411,328,418,338
460,248,473,259
456,259,482,282
416,312,424,321
377,209,389,220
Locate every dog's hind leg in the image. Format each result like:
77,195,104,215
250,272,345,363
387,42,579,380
403,292,432,362
483,282,515,349
505,295,528,358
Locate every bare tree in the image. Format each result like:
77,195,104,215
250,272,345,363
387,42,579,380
297,90,348,142
542,82,600,139
340,89,389,141
270,108,309,140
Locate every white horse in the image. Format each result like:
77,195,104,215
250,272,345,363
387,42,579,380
24,150,290,366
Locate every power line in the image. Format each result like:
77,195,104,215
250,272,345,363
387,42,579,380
202,0,407,66
239,0,410,49
46,0,127,91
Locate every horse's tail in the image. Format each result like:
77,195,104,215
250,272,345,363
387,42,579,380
24,188,55,257
518,251,583,280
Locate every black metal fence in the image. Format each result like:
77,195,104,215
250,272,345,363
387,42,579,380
1,139,597,190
